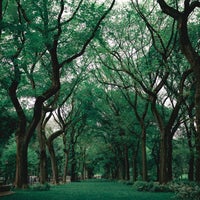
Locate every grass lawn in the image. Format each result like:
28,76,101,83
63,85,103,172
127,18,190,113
0,180,174,200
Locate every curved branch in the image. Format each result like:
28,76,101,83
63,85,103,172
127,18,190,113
60,0,116,68
16,0,31,23
157,0,181,19
47,130,63,145
189,1,200,13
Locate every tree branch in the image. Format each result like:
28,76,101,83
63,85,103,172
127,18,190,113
157,0,181,20
189,1,200,13
157,0,181,19
60,0,116,68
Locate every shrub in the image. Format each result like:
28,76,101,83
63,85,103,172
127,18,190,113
133,181,172,192
31,183,50,191
169,181,200,200
133,181,152,192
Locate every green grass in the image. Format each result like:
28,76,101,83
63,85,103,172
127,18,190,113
1,180,173,200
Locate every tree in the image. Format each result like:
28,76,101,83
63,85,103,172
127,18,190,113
156,0,200,182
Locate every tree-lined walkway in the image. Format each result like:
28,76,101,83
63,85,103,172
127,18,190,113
0,181,173,200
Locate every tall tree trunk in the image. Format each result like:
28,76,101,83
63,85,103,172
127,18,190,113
70,142,77,182
166,134,173,182
152,140,160,181
15,136,28,188
116,147,125,180
151,99,168,184
70,127,77,182
188,153,194,181
124,145,130,180
81,148,87,180
150,95,182,183
37,112,47,184
141,127,148,181
132,157,137,182
184,111,195,181
39,147,47,184
194,76,200,182
38,132,47,184
188,132,194,181
63,150,69,183
46,130,63,184
132,141,139,182
159,130,168,183
47,142,59,184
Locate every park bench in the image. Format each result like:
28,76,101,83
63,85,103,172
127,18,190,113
0,177,13,195
0,184,12,192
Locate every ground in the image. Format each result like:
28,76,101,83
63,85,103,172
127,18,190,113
0,180,173,200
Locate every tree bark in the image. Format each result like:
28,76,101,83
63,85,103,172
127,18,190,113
8,66,30,188
150,96,168,183
188,152,194,181
63,150,69,183
141,127,148,181
124,145,130,180
185,108,195,181
80,148,87,180
132,141,139,182
194,77,200,182
46,141,59,184
39,148,47,184
151,139,160,181
166,135,173,182
37,111,48,184
70,143,77,182
159,131,168,183
15,136,28,188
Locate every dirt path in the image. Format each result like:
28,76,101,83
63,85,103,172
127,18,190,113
0,191,14,197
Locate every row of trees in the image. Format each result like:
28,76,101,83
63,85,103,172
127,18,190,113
0,81,189,184
91,0,199,184
0,0,116,188
1,0,200,188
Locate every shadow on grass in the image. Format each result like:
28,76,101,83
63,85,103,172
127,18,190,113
0,180,173,200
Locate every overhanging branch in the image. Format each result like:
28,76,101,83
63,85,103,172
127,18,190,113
60,0,116,68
